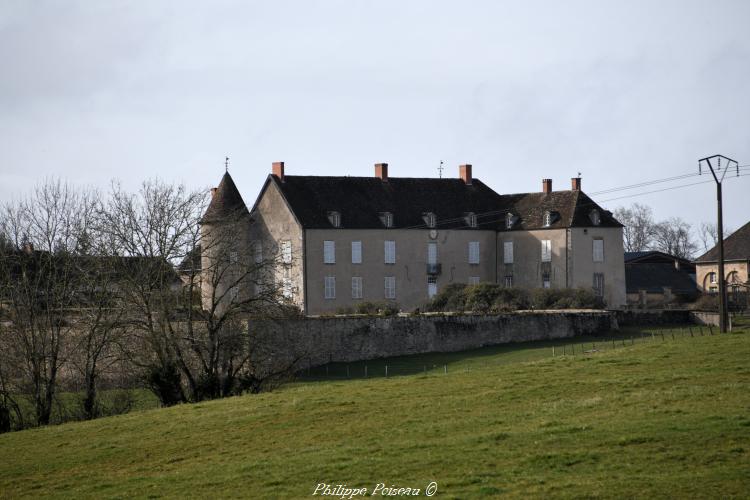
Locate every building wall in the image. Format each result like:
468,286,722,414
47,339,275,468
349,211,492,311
249,181,306,311
569,226,626,308
200,218,253,312
497,228,568,289
695,261,749,292
304,228,497,314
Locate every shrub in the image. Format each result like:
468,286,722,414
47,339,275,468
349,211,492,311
426,284,603,312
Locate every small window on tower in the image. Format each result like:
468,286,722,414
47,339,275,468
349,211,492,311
327,211,341,228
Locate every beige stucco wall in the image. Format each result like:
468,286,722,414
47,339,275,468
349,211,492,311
249,181,306,311
569,227,626,308
497,228,568,289
695,261,749,291
304,228,497,314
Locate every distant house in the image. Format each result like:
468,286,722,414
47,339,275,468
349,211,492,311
624,251,697,307
694,220,750,301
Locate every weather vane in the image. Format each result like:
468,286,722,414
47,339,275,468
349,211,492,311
438,160,444,178
225,156,229,172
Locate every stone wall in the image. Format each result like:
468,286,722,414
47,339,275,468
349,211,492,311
615,309,692,326
253,310,615,369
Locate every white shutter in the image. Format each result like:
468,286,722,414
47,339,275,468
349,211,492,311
323,240,335,264
351,277,363,299
593,239,604,262
281,240,292,264
384,276,396,299
468,276,480,285
384,241,396,264
254,241,263,263
469,241,480,264
541,240,552,262
324,276,336,299
427,243,437,265
351,241,362,264
503,241,514,264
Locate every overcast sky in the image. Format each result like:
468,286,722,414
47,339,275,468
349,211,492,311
1,0,748,234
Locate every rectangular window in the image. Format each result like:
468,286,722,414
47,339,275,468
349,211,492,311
593,273,604,297
541,240,552,262
468,276,480,285
351,241,362,264
324,276,336,299
351,277,363,299
384,240,396,264
543,273,551,289
380,212,393,228
504,275,513,287
281,240,292,264
282,278,293,299
323,240,335,264
503,241,514,264
468,241,480,264
384,276,396,299
427,276,438,298
593,239,604,262
254,241,263,264
427,242,437,265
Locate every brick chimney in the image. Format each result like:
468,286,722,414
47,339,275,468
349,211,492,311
272,161,285,182
459,164,473,185
375,163,388,181
542,178,552,194
571,177,581,191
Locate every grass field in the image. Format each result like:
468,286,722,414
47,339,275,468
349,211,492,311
1,324,748,499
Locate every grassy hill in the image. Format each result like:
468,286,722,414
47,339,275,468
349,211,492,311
1,329,748,499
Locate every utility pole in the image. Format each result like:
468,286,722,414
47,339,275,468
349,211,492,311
698,154,739,333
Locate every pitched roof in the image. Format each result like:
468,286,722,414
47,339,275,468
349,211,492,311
624,250,695,270
625,263,697,294
694,220,750,263
496,190,621,231
201,172,250,223
265,175,620,231
269,175,504,229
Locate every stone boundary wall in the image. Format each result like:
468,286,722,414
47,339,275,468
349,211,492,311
254,310,615,369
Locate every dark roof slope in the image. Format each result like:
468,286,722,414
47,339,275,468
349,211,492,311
201,172,250,223
496,190,621,231
625,263,697,294
271,175,504,229
267,175,621,231
624,251,695,269
695,220,750,263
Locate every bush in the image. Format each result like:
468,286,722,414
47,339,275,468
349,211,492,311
335,301,400,316
426,284,603,313
691,294,719,311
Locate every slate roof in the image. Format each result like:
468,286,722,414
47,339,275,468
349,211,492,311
694,220,750,263
625,263,697,294
624,251,695,270
201,172,250,223
264,175,620,231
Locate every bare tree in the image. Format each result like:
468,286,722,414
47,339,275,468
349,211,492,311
698,222,734,252
0,180,97,426
651,217,698,260
614,203,657,252
97,179,298,406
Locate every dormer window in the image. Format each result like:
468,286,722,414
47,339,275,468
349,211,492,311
423,212,436,228
327,211,341,228
379,211,394,228
506,212,518,230
589,209,601,226
465,212,477,228
543,210,559,227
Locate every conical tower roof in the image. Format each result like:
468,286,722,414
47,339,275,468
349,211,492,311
201,172,250,223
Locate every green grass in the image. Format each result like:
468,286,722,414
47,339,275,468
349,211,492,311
1,326,749,499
